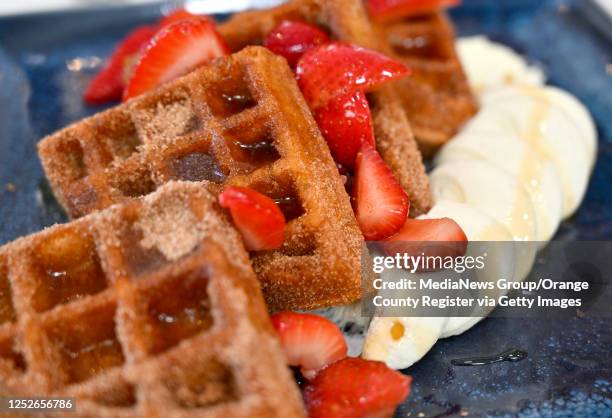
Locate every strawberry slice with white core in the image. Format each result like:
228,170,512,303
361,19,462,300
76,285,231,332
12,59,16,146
367,0,461,22
124,18,229,100
218,186,285,251
315,90,376,169
295,42,410,109
353,143,409,241
384,217,468,261
271,312,348,380
264,20,329,68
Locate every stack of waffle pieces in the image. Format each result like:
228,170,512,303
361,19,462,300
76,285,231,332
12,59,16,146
38,47,365,311
0,182,306,417
219,0,433,214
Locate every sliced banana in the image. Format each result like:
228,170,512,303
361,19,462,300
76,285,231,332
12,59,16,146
435,132,563,243
482,86,597,169
418,201,515,338
429,160,537,241
456,36,545,93
362,316,446,369
462,95,589,218
429,160,537,281
417,200,512,242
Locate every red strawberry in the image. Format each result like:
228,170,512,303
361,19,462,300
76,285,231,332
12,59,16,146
124,19,229,100
315,90,376,169
352,143,409,241
158,8,205,27
84,25,157,105
295,42,410,109
304,357,412,418
264,20,329,68
384,218,468,261
218,186,285,251
367,0,461,22
271,312,347,380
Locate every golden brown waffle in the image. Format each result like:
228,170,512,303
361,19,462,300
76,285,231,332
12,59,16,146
219,0,432,215
372,11,478,156
38,46,364,311
0,181,306,418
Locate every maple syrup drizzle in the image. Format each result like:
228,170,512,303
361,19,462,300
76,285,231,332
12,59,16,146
221,92,255,114
235,140,280,165
451,348,528,366
273,196,304,221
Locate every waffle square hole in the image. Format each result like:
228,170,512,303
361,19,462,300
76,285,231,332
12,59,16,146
110,165,156,199
248,179,305,222
388,24,451,60
55,136,87,181
119,216,170,278
165,358,238,409
31,227,107,313
143,267,213,355
94,109,142,162
46,302,124,384
201,70,256,119
133,89,201,142
225,126,281,171
0,258,16,325
167,143,227,183
0,335,26,373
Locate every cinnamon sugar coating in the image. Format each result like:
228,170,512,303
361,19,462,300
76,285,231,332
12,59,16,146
38,47,364,310
0,181,306,418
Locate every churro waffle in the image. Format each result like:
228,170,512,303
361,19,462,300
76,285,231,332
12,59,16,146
219,0,433,214
38,46,364,311
372,11,478,156
0,181,306,418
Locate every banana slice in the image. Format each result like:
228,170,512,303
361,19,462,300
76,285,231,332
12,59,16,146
542,86,597,167
417,201,515,338
436,132,563,243
482,86,597,169
417,200,513,242
362,316,446,369
456,36,545,93
429,160,537,281
462,95,589,218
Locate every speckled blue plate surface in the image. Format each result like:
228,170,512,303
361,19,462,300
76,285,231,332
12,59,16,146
0,0,610,417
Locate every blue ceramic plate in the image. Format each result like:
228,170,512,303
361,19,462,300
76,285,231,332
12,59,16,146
0,0,610,416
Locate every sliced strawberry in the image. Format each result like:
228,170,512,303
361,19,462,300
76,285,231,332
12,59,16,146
158,8,205,27
124,19,229,100
367,0,461,22
352,143,409,241
384,218,468,261
304,357,411,418
84,25,157,105
264,20,329,68
295,42,410,109
271,312,347,380
315,91,376,169
218,186,285,251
